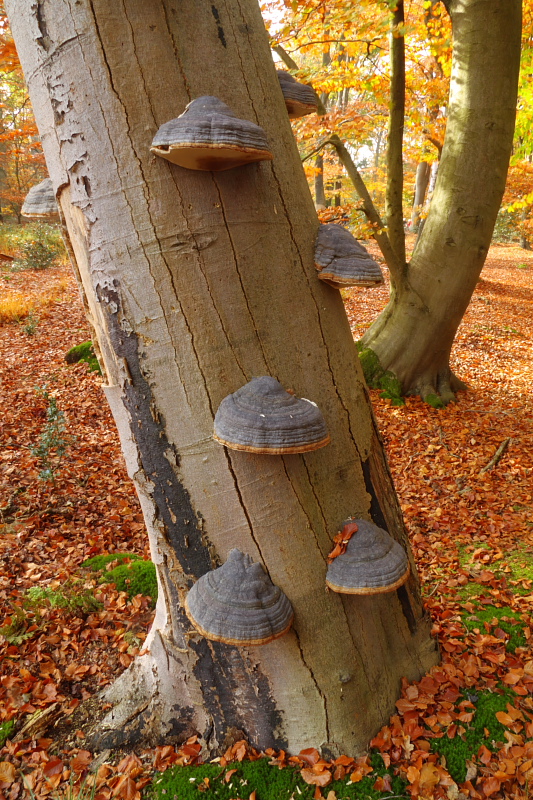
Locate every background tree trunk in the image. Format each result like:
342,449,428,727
410,161,431,232
7,0,437,756
362,0,521,403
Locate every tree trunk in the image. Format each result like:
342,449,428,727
362,0,521,403
410,161,431,232
7,0,437,756
386,0,406,266
314,154,326,207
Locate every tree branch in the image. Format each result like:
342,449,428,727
327,134,403,281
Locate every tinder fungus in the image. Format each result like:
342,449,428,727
150,96,273,171
326,519,409,594
315,224,384,288
185,549,294,645
277,71,318,118
21,179,59,221
213,376,330,454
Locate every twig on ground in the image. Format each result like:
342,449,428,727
480,438,511,473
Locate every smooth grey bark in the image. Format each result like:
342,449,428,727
362,0,521,402
7,0,437,756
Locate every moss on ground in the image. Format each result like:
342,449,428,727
461,605,526,652
150,753,407,800
0,719,15,748
357,346,405,406
65,341,102,374
81,552,142,572
81,552,157,605
423,393,445,409
431,689,515,783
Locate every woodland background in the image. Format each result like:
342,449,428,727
0,1,533,799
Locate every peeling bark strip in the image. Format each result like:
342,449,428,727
97,282,212,580
191,637,287,751
8,0,438,753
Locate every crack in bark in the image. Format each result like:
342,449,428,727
280,457,328,559
211,177,270,373
160,2,192,102
291,626,331,748
222,450,269,574
300,458,330,542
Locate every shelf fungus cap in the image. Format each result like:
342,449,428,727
150,96,273,171
315,224,384,288
326,519,410,594
277,71,318,118
213,376,330,454
21,179,59,221
185,549,294,645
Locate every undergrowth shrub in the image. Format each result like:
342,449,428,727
29,387,74,482
10,224,66,270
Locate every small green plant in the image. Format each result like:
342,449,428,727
29,387,73,482
0,719,15,748
22,311,39,335
357,346,405,406
431,689,515,783
11,224,65,271
65,341,102,374
150,753,407,800
0,606,39,645
517,262,529,269
24,584,102,614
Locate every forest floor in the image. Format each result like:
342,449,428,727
0,239,532,800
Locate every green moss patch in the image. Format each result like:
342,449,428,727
431,689,515,783
0,719,15,748
102,560,157,605
461,605,526,652
150,753,407,800
81,552,142,572
65,341,102,374
423,393,445,409
357,346,405,406
81,553,157,605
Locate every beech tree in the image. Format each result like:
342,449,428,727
7,0,437,755
272,0,521,404
360,0,522,404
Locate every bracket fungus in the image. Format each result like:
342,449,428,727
21,179,59,222
325,519,410,594
184,549,294,646
150,96,273,171
277,71,318,119
213,376,330,454
315,223,384,288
